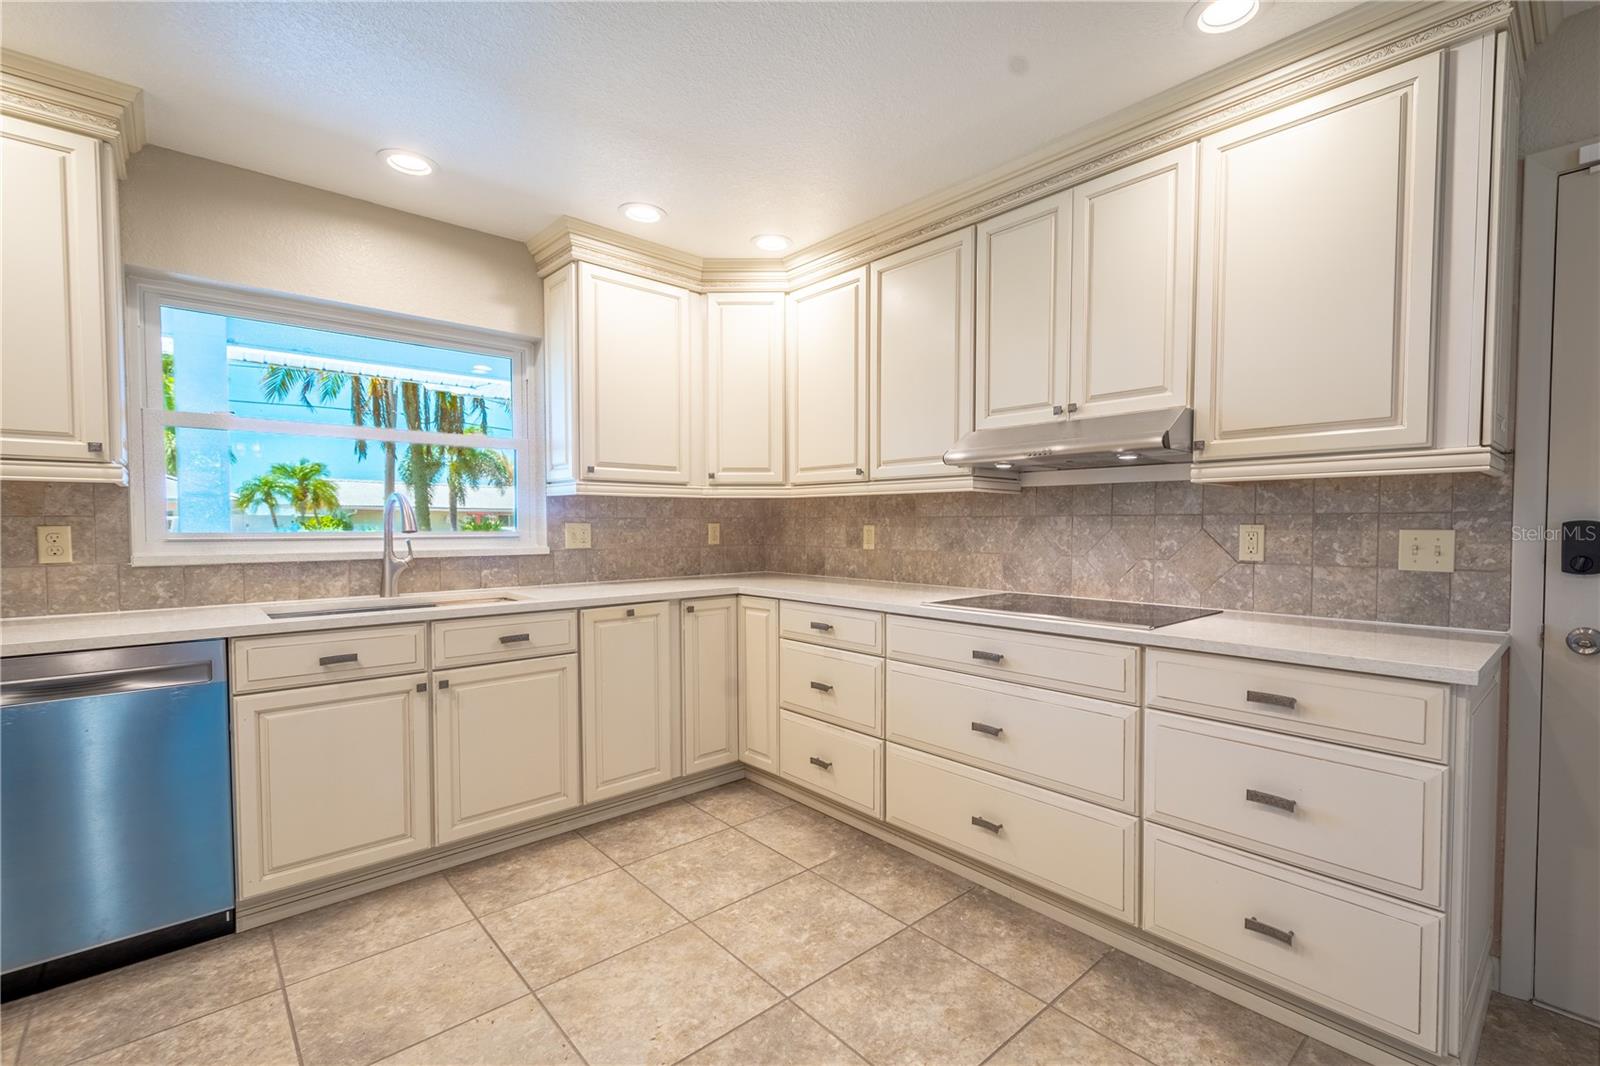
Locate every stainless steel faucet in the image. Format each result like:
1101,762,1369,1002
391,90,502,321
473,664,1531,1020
381,492,418,598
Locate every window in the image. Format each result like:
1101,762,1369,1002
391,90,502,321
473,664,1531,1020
128,275,543,564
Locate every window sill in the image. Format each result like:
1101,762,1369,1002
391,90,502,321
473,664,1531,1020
130,542,551,567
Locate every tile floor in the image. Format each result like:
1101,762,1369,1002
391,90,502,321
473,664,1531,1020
2,781,1593,1066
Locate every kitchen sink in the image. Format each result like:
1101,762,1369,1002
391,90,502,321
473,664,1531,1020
264,595,521,620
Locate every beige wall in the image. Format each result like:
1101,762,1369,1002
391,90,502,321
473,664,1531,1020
1521,6,1600,155
120,147,541,336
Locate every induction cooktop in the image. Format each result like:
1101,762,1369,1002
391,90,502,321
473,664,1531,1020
927,592,1221,630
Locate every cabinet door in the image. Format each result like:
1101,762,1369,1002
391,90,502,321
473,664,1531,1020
577,263,694,484
580,602,677,802
1193,53,1442,461
787,267,869,484
738,596,780,773
975,188,1072,430
707,292,785,485
233,673,431,899
1070,144,1197,418
543,264,578,485
870,229,975,479
434,655,580,845
0,116,113,467
682,597,740,773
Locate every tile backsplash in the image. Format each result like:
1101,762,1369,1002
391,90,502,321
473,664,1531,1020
0,473,1513,630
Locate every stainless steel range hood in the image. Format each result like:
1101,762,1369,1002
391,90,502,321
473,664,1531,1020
943,407,1195,472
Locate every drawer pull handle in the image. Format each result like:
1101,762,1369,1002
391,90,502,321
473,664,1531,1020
809,681,834,693
809,756,833,771
809,621,834,632
971,650,1005,663
970,815,1004,833
1246,689,1297,710
499,633,532,644
1244,917,1295,946
1245,788,1297,813
318,653,359,666
970,721,1004,737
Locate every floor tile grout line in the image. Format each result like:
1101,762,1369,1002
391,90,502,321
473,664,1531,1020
50,984,285,1066
279,914,483,989
666,998,793,1066
785,992,878,1065
11,1005,33,1066
530,987,593,1066
1049,953,1182,1066
1288,1032,1310,1065
976,1000,1056,1066
268,928,307,1066
461,860,620,922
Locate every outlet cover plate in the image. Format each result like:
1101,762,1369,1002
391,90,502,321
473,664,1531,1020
36,525,72,564
862,524,877,550
563,523,592,550
707,522,721,546
1238,524,1264,563
1399,529,1455,572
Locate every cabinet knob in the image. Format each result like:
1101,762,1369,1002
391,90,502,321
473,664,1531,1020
625,607,636,617
855,468,864,476
86,441,104,453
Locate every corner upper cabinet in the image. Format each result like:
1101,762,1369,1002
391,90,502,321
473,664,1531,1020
787,267,869,484
975,188,1072,430
869,229,974,480
1069,144,1197,419
580,602,677,803
1193,53,1442,462
707,292,784,485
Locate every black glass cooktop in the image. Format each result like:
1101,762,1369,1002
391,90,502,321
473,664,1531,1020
928,593,1221,630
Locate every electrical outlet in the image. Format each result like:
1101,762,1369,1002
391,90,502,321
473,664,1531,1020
1399,529,1455,572
1238,524,1265,562
862,524,877,550
706,522,721,546
563,522,592,550
36,525,73,564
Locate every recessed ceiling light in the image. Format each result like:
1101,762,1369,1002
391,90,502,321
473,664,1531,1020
471,364,493,374
751,234,792,253
620,202,665,224
1191,0,1259,34
379,149,435,176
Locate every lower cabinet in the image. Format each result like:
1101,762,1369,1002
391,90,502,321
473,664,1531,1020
780,710,883,818
433,655,581,846
737,596,780,773
580,602,677,803
682,597,740,774
233,673,432,899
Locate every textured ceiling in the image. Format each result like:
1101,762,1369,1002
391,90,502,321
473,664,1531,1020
2,1,1358,257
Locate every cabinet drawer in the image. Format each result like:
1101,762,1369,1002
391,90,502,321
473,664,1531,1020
1144,711,1445,905
431,611,578,668
886,662,1136,812
780,710,883,817
1143,825,1442,1052
232,625,427,693
886,743,1138,922
888,616,1138,704
780,640,883,735
1145,650,1448,761
781,601,884,654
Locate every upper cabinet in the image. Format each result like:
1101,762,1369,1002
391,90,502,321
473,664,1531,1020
1070,144,1197,419
869,229,974,480
706,292,784,485
975,189,1072,430
1192,53,1442,463
787,267,870,485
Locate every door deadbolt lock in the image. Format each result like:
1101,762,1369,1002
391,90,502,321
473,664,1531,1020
1566,627,1599,656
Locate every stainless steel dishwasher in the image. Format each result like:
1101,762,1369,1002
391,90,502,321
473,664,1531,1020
1,641,234,998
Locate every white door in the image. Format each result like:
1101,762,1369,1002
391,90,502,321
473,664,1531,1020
682,597,740,773
580,602,677,802
1534,164,1600,1025
706,292,784,485
787,267,869,484
1070,144,1197,418
975,188,1072,429
1193,52,1442,461
577,263,694,484
737,596,780,773
232,674,432,899
433,655,581,845
869,228,974,479
0,115,113,466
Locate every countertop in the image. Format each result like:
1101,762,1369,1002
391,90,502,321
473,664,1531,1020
0,572,1508,686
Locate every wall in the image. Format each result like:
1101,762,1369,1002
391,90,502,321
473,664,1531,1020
1520,5,1600,156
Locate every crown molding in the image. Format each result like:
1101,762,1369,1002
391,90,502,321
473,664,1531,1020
0,49,145,177
527,215,789,292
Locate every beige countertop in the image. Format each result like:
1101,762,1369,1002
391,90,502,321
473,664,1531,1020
0,572,1508,686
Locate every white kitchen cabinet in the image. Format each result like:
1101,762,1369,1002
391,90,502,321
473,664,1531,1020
1192,53,1442,462
233,673,432,899
580,602,677,803
682,597,740,773
869,229,974,479
542,264,579,485
0,114,123,482
1069,144,1197,419
738,595,780,773
706,292,784,485
975,188,1072,430
433,655,580,845
575,263,695,484
787,267,869,484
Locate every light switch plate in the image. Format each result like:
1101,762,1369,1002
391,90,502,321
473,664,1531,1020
1238,524,1265,562
706,522,721,546
862,524,877,550
36,525,72,564
563,522,592,550
1399,529,1455,572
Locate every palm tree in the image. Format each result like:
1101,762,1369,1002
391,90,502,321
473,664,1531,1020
270,459,340,525
444,444,512,531
234,472,292,530
259,366,400,500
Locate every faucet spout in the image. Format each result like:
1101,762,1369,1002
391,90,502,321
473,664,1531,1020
381,492,418,598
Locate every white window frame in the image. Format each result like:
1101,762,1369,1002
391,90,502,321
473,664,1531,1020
126,271,547,565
